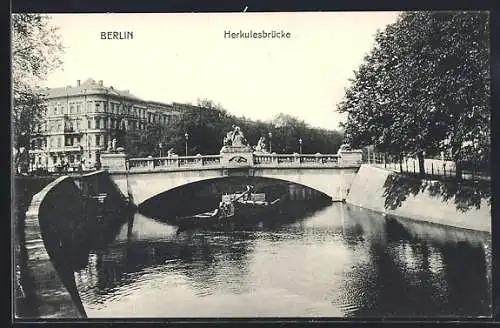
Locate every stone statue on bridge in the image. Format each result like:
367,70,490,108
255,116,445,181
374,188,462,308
223,130,233,146
220,125,253,154
232,126,247,147
254,136,267,153
223,125,248,147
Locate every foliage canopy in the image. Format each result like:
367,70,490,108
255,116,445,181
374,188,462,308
12,14,64,151
337,11,490,172
125,99,344,157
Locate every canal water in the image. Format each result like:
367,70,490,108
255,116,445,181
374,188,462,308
71,202,491,318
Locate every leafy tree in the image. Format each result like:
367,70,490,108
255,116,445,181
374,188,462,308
338,11,490,178
12,14,64,171
124,99,344,158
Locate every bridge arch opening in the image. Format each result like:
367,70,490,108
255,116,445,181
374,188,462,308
137,176,332,220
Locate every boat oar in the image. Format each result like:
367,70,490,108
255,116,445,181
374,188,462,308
231,186,253,203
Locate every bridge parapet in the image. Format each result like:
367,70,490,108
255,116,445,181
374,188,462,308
253,153,340,166
127,154,223,171
101,149,363,173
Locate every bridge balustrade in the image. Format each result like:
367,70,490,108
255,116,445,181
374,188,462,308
123,153,355,171
127,155,222,171
253,153,340,166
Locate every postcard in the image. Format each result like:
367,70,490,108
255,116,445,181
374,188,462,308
12,12,492,320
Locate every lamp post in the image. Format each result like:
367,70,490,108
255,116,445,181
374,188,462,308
185,132,189,156
268,132,272,153
299,138,303,155
159,142,163,157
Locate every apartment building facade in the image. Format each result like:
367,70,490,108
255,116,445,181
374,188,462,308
29,78,185,171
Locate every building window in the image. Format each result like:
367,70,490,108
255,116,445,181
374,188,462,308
95,102,100,112
57,137,62,148
69,105,74,114
104,102,108,112
77,104,81,113
95,117,101,129
96,135,101,146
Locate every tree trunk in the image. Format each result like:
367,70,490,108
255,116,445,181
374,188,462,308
455,162,462,180
399,153,403,173
417,151,425,179
14,146,21,175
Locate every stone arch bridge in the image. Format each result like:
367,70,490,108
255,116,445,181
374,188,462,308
101,149,363,206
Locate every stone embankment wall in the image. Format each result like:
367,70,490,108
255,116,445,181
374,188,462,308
22,176,88,318
14,176,57,318
17,171,133,318
345,165,491,233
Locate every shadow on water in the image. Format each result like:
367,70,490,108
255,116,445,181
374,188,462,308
382,172,491,212
75,201,332,306
138,176,331,221
70,201,492,318
336,205,491,318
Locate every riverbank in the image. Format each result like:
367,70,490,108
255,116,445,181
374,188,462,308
345,165,491,233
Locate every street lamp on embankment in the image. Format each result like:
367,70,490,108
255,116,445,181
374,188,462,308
268,132,273,153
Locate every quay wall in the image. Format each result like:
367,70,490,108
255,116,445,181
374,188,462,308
21,176,88,318
14,176,57,318
345,165,491,233
16,171,132,318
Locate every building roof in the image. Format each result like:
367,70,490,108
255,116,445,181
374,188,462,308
41,78,199,114
42,78,142,101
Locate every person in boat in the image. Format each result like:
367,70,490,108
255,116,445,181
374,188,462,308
219,201,230,217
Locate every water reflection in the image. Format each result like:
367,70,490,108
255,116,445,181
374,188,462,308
72,203,491,318
337,206,491,317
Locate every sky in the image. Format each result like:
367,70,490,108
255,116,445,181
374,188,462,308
44,12,400,130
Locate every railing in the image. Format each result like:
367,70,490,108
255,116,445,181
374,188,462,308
128,154,222,170
126,152,361,171
253,153,340,165
367,152,490,181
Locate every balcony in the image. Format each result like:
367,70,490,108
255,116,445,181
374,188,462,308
64,126,85,134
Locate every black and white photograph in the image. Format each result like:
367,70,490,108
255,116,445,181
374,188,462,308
12,11,492,319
